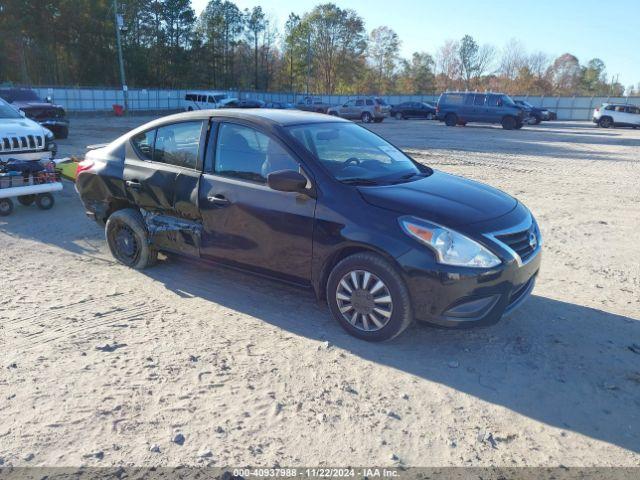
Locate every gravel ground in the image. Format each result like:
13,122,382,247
0,115,639,467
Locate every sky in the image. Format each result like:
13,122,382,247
191,0,640,88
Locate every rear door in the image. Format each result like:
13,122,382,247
124,120,206,248
198,121,316,283
628,106,640,126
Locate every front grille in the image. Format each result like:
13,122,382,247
0,135,45,153
495,226,538,262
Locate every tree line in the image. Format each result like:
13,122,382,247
1,0,638,96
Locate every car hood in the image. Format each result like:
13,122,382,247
358,170,518,227
0,117,48,137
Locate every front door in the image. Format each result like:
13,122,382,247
199,121,316,283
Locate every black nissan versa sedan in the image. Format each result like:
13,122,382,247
76,109,541,341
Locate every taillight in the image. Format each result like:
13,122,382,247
76,159,94,178
595,107,600,112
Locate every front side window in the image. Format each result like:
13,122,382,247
287,122,424,184
215,123,299,183
366,99,374,106
487,94,503,107
153,121,203,169
131,129,156,160
355,100,364,106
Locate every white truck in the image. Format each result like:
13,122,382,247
0,97,62,216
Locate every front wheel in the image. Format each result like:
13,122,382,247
361,112,372,123
502,116,516,130
105,209,158,270
0,198,14,216
327,252,413,342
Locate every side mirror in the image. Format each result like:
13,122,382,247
19,109,26,117
267,170,308,193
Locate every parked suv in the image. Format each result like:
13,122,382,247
0,97,57,162
75,110,541,342
327,97,390,123
593,103,640,128
0,88,69,139
436,92,526,130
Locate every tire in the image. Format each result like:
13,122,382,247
361,112,372,123
326,252,413,342
533,116,542,125
514,122,523,130
105,208,158,270
374,118,383,123
395,112,404,120
599,117,613,128
501,116,516,130
17,195,36,206
0,198,13,216
35,193,54,210
444,113,457,127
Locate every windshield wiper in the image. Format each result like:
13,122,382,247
340,178,380,186
389,172,428,184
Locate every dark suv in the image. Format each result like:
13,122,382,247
436,92,526,130
0,88,69,139
76,110,541,342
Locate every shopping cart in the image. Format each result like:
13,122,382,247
0,159,63,216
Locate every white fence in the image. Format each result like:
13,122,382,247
33,86,640,121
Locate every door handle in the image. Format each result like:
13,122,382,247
126,180,141,189
207,194,230,206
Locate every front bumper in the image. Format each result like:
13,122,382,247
396,240,541,328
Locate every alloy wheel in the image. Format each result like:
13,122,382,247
336,270,393,332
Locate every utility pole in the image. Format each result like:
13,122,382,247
305,30,311,95
113,0,128,113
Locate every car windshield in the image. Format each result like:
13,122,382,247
502,95,516,106
286,122,425,184
0,99,22,119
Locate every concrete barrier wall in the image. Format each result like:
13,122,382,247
32,86,639,121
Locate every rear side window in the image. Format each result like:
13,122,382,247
443,94,465,105
153,121,203,169
366,99,374,106
131,130,156,161
614,106,626,112
628,106,640,114
375,98,387,105
215,123,298,183
356,100,364,106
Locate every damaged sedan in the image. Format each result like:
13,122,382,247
76,110,541,341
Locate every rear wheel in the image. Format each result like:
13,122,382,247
327,252,413,342
17,195,36,206
105,209,158,270
0,198,13,216
444,113,458,127
361,112,372,123
599,117,613,128
35,193,54,210
502,116,516,130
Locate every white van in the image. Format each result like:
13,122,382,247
184,91,235,111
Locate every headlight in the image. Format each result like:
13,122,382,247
399,217,501,268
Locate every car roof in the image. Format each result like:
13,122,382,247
138,109,350,129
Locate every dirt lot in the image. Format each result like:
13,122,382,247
1,115,639,467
